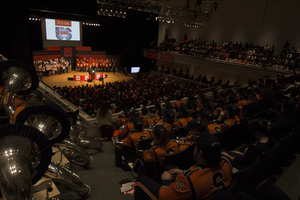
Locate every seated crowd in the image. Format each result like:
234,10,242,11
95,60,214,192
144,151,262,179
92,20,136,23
158,36,300,71
53,75,217,116
54,68,300,198
75,57,116,72
157,65,224,86
108,73,300,199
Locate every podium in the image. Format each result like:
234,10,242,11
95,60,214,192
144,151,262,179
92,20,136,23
89,69,96,81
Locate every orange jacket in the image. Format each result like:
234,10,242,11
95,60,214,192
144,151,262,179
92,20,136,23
122,130,152,150
159,159,232,200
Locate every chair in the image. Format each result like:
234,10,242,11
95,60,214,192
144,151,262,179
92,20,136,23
245,141,279,190
227,156,260,193
288,126,300,154
162,144,195,170
137,138,153,151
99,125,114,140
215,120,249,150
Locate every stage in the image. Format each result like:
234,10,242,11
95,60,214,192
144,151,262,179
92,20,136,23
42,71,133,88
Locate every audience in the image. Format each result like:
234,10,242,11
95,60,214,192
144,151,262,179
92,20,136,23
157,36,300,71
221,118,273,168
135,133,232,200
51,60,300,199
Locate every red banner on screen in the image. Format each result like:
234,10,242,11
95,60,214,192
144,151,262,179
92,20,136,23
95,73,105,79
160,53,173,63
46,46,61,51
55,20,71,27
76,46,92,51
73,74,105,81
146,51,157,60
73,75,91,81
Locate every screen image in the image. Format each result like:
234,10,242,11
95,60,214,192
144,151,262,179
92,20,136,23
45,19,80,41
131,67,140,73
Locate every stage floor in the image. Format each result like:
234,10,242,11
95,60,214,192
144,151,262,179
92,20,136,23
42,71,133,88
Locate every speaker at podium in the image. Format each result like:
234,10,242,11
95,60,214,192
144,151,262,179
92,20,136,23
89,69,96,80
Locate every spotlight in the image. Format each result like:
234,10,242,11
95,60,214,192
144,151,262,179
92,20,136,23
29,18,31,20
83,22,85,25
98,8,103,15
103,9,108,16
122,12,126,18
35,18,38,21
113,11,118,17
172,20,175,23
118,11,122,17
108,10,113,17
39,18,41,21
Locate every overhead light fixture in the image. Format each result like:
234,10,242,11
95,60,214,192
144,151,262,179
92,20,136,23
122,12,127,18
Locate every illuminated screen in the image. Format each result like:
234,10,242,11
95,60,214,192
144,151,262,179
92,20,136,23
131,67,140,73
45,19,80,41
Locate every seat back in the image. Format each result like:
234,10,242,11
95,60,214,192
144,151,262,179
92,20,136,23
288,126,300,154
138,138,153,151
216,120,249,150
228,156,260,192
162,144,195,170
99,125,114,140
246,141,279,189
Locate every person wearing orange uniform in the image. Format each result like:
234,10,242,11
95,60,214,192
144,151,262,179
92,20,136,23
143,106,160,128
134,125,168,177
217,104,240,131
179,119,207,151
134,133,232,200
177,103,193,128
115,117,151,170
155,109,181,138
115,109,130,129
113,109,140,140
172,93,187,109
200,110,221,135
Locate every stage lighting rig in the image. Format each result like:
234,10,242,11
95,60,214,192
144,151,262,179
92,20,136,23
96,0,215,24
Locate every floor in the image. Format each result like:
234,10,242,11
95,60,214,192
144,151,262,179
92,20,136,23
42,71,133,88
58,125,135,200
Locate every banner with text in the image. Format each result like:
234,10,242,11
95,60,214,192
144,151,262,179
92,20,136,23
146,51,157,60
160,53,173,63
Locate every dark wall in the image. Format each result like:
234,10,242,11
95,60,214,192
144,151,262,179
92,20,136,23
0,0,159,71
0,1,31,63
158,0,300,56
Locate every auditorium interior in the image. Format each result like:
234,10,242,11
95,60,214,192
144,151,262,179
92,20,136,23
0,0,300,199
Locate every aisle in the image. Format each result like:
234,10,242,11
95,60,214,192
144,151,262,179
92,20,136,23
59,125,134,200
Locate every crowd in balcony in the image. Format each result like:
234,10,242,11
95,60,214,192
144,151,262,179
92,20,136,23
158,36,300,71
